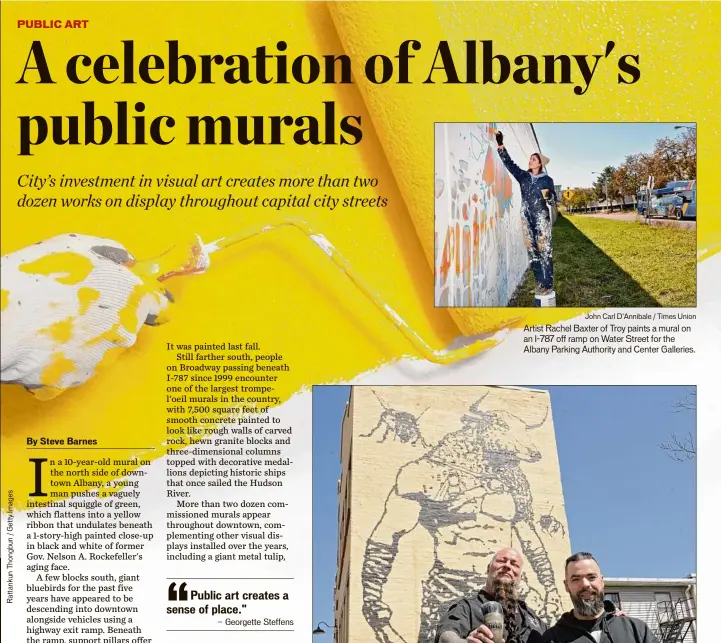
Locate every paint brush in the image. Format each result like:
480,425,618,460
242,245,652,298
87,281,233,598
130,217,495,365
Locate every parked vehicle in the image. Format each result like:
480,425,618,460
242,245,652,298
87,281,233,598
637,180,696,220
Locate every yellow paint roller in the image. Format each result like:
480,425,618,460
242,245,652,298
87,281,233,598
130,218,497,365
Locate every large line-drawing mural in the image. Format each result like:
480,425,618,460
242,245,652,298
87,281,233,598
360,389,430,447
354,387,569,643
434,123,539,307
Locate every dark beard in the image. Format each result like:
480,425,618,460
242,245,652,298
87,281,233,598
571,590,605,617
490,578,520,643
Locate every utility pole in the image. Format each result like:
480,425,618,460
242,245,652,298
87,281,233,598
604,179,609,211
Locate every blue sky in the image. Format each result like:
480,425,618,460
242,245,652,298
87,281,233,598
532,123,696,191
312,385,697,626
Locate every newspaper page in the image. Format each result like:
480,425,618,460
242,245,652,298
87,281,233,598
1,3,717,643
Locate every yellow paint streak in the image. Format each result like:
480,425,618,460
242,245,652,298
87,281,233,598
1,1,719,509
31,386,65,402
40,318,74,343
700,246,721,261
77,287,100,315
130,233,205,281
84,323,128,347
95,345,128,374
118,285,153,333
153,304,172,325
18,252,94,285
38,353,76,387
0,289,9,311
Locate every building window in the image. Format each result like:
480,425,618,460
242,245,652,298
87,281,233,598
604,592,621,610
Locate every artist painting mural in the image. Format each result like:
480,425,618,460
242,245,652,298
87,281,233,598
496,130,556,298
343,387,571,643
434,123,542,307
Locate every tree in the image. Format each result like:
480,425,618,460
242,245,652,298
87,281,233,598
651,137,681,186
632,152,654,189
644,129,696,186
671,389,696,413
674,128,697,180
660,389,696,461
592,166,619,205
660,433,696,461
565,187,594,212
581,127,696,211
612,166,635,206
577,188,594,209
592,167,610,202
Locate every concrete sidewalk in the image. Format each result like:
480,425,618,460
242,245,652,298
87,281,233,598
569,211,696,230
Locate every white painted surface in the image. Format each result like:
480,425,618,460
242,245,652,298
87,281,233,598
434,122,545,307
606,583,696,641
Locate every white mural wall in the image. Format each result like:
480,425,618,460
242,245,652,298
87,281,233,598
434,122,541,307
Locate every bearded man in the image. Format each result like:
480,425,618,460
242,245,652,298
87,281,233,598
542,552,659,643
435,548,548,643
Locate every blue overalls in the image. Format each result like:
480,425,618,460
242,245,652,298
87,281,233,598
498,147,555,291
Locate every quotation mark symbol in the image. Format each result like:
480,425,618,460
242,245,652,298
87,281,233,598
168,582,188,601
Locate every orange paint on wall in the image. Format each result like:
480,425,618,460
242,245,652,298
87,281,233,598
439,227,452,282
482,146,495,186
473,207,480,250
454,222,461,275
462,225,471,305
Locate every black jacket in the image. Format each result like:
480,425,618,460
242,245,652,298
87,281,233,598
541,610,660,643
435,589,547,643
497,147,555,221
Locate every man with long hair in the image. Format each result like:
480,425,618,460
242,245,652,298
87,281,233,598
436,548,548,643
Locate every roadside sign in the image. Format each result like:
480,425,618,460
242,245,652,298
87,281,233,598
563,189,574,201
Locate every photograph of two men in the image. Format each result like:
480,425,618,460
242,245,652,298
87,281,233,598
312,385,696,643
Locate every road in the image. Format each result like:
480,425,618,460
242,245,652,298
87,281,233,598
569,212,696,230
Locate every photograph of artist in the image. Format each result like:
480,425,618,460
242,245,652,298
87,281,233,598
495,131,556,298
435,547,548,643
541,552,659,643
